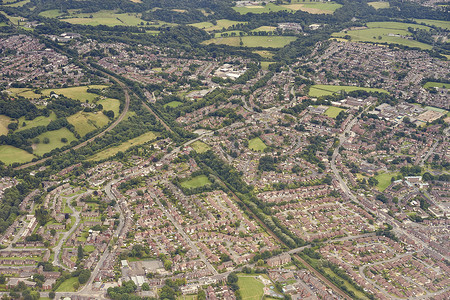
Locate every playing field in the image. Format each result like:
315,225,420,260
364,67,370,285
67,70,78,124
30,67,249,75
375,172,400,191
190,19,247,31
17,112,57,132
0,115,12,136
249,137,267,152
233,3,290,14
42,85,109,103
237,275,265,300
368,1,390,9
164,101,184,108
190,141,211,153
87,131,158,161
281,1,342,14
33,128,77,156
67,111,110,137
0,145,35,165
324,106,346,118
423,82,450,89
180,175,212,189
332,22,433,50
309,85,388,97
203,36,297,48
414,19,450,30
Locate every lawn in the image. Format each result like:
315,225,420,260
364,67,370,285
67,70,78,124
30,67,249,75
414,19,450,30
281,1,342,14
203,36,297,48
83,245,96,253
332,21,433,50
42,85,109,103
17,112,57,132
0,145,35,165
190,19,246,31
368,1,390,9
33,128,77,156
324,106,346,118
190,141,211,153
67,111,110,137
375,172,400,191
249,137,267,152
164,101,184,108
309,85,388,97
87,131,158,161
0,115,12,136
233,3,291,14
180,175,212,189
237,275,265,300
423,82,450,89
56,277,79,292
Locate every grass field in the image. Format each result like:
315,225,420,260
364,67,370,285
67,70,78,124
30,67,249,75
233,3,290,14
0,115,12,136
67,111,110,137
54,10,146,26
249,137,267,152
375,172,400,191
237,275,265,300
0,145,35,165
4,0,30,7
424,82,450,89
203,36,296,48
88,131,158,161
33,128,77,156
56,277,79,292
261,61,275,70
190,141,211,153
414,19,450,30
254,50,274,59
180,175,212,189
97,98,121,116
164,101,184,108
324,106,346,118
252,26,276,32
323,268,369,300
41,85,109,103
191,19,246,31
7,88,41,99
17,112,57,132
368,1,390,9
309,85,388,97
281,1,342,14
332,22,433,50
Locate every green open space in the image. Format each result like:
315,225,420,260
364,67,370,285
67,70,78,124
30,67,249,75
233,3,290,14
56,277,79,292
190,141,211,153
323,268,369,300
67,111,110,137
254,50,274,59
324,106,346,118
414,19,450,30
368,1,390,9
40,10,147,27
0,145,35,165
180,175,211,189
249,137,267,152
261,61,275,70
375,172,400,191
17,112,57,132
423,82,450,89
7,88,41,99
83,245,96,253
281,1,342,14
41,85,109,103
0,115,12,136
203,35,297,48
190,19,246,31
33,128,77,156
332,22,433,50
309,84,387,97
4,0,30,7
164,101,184,108
252,26,276,32
87,131,158,161
237,275,265,300
97,98,121,116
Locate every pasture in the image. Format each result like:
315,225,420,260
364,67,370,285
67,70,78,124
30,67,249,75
191,19,247,31
324,106,346,118
252,26,276,32
0,145,35,165
282,1,342,14
17,112,57,132
368,1,390,9
33,128,76,156
237,275,265,300
59,11,146,27
97,98,121,116
233,3,290,14
309,85,387,97
67,111,110,137
414,19,450,30
254,50,274,59
0,115,12,136
41,85,109,103
180,175,212,189
249,137,267,152
190,141,211,153
203,36,297,48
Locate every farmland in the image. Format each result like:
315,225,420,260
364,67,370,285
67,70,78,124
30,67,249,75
309,85,388,97
233,3,290,14
17,112,57,132
97,98,121,116
41,85,109,103
39,10,147,27
281,0,342,14
249,137,267,152
67,111,110,137
368,1,390,9
180,175,212,189
203,36,297,48
0,115,11,135
33,128,77,156
190,19,247,31
414,19,450,30
0,145,35,165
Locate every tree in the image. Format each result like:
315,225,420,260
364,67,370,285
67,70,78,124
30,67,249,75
78,269,91,284
43,137,50,144
141,282,150,291
49,291,55,299
77,245,84,260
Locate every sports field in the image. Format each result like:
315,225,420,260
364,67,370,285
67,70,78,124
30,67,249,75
0,145,35,165
41,85,109,103
249,137,267,152
237,275,265,300
180,175,212,189
33,128,77,156
423,82,450,89
191,19,247,31
324,106,346,118
203,36,296,48
375,172,400,191
368,1,390,9
190,141,211,153
67,111,110,137
309,85,387,97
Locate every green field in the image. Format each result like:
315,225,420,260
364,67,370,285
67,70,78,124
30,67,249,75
332,22,433,50
375,172,400,191
249,137,267,152
0,115,12,136
261,61,275,70
83,245,96,253
7,88,41,99
191,19,246,31
190,141,211,153
233,3,290,14
43,10,147,26
203,36,297,48
17,112,57,132
254,50,274,59
423,82,450,89
67,111,110,137
164,101,184,108
237,275,265,300
368,1,390,9
414,19,450,30
56,277,79,292
88,131,158,161
0,145,35,165
42,85,109,103
252,26,276,32
281,1,342,14
97,98,121,116
33,128,77,156
180,175,212,189
4,0,30,7
309,85,387,97
324,106,346,118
